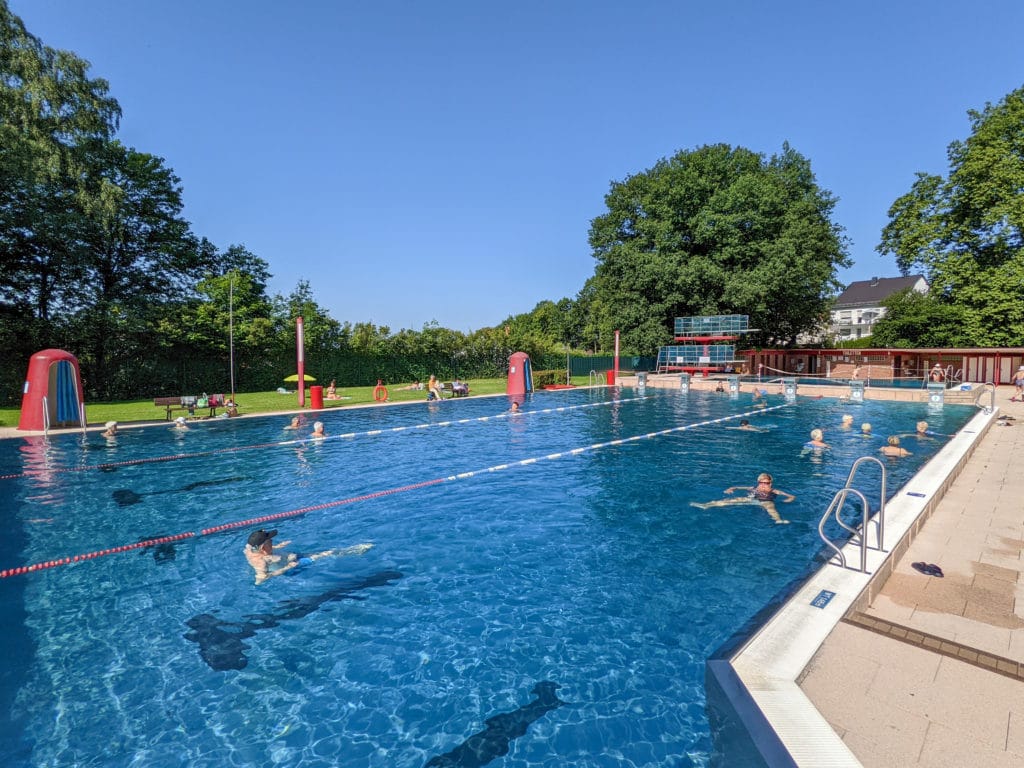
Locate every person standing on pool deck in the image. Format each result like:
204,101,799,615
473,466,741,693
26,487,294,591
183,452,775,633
1013,365,1024,401
690,472,795,524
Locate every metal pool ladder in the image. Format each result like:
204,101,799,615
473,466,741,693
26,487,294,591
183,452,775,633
817,456,887,573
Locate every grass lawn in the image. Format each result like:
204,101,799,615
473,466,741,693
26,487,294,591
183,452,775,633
0,377,599,429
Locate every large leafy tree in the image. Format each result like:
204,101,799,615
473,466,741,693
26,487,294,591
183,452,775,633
587,143,850,352
0,0,121,395
878,86,1024,346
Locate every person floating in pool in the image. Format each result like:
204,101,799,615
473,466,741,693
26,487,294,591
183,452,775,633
860,423,873,438
101,420,118,438
840,414,854,429
690,472,794,524
172,416,189,431
310,421,325,438
244,528,374,585
880,435,912,458
752,387,769,407
245,529,297,584
510,401,522,413
804,428,829,450
284,415,301,430
727,419,765,432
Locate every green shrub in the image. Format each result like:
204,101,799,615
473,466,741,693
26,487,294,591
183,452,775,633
532,369,568,388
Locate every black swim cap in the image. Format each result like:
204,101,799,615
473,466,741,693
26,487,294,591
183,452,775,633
247,529,278,548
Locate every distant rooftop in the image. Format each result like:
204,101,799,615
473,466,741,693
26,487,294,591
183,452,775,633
834,275,927,307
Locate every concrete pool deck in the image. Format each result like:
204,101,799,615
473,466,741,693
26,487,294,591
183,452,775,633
796,386,1024,767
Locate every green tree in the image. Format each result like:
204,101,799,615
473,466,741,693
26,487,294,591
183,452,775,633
869,289,969,348
878,86,1024,346
69,141,201,397
587,143,850,353
0,0,121,397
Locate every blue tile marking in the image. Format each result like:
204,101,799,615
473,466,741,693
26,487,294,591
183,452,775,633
811,590,836,609
907,491,926,498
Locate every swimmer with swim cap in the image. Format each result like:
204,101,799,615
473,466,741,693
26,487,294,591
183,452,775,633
804,428,829,450
244,528,373,585
101,421,118,437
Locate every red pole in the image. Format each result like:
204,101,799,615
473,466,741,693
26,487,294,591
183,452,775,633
614,330,620,382
296,316,305,407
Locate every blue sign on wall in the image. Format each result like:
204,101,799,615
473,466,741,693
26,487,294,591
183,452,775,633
810,590,836,609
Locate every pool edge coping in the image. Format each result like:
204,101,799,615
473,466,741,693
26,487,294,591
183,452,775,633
718,405,995,767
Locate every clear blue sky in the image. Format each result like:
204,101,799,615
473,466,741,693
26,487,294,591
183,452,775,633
12,0,1024,332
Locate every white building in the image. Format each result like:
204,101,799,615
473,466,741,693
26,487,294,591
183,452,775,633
830,275,928,341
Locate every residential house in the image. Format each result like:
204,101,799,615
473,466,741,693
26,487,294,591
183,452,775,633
830,275,928,341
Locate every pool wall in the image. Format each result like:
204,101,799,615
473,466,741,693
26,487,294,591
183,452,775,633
706,406,996,767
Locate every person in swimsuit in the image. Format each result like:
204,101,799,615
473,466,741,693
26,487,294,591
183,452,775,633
690,472,795,524
880,435,912,457
244,529,374,585
804,428,829,450
1013,366,1024,401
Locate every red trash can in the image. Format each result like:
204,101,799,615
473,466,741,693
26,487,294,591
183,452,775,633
309,385,324,410
606,370,617,386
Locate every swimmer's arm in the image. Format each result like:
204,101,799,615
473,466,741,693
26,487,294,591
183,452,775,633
776,489,796,503
275,540,292,549
723,486,749,494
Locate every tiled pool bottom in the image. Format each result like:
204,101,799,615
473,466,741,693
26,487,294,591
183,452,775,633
0,390,979,767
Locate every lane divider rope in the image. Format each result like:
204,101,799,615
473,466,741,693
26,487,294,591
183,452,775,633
0,402,788,578
0,395,648,482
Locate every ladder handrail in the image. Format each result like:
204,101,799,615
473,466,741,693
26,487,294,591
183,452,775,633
843,456,886,551
818,487,872,573
971,381,995,414
818,458,887,573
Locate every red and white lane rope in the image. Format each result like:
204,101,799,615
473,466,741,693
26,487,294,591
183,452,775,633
0,402,787,578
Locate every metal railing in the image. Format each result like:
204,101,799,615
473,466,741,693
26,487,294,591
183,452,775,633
971,381,996,413
818,456,887,573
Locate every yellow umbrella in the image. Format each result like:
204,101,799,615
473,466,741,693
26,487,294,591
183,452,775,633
283,374,316,382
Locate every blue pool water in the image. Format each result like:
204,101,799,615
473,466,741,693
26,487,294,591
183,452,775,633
0,389,975,767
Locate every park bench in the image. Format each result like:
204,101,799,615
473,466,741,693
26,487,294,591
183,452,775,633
154,395,223,420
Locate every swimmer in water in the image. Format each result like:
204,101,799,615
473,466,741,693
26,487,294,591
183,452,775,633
840,414,854,429
284,416,301,430
310,421,325,438
244,529,373,585
880,435,912,457
727,419,765,432
804,428,829,450
101,421,118,438
690,472,794,524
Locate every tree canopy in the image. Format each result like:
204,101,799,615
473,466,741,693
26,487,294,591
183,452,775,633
585,143,850,352
877,85,1024,346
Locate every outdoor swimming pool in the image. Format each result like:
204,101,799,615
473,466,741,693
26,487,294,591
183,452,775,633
0,388,975,767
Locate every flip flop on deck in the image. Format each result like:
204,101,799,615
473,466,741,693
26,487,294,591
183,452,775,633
911,561,944,577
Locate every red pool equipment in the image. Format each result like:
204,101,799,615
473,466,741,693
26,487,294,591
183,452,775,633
18,349,87,431
373,380,389,401
507,352,533,395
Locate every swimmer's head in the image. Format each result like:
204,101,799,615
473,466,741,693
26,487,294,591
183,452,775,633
740,419,749,426
841,414,853,425
810,428,823,441
916,421,928,432
175,416,186,425
888,436,900,446
247,528,277,550
861,423,872,433
313,421,324,431
756,472,773,485
105,421,117,429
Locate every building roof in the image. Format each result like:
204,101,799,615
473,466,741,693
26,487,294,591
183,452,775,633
833,275,926,308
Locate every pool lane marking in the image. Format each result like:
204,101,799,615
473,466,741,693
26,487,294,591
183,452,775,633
0,396,649,482
442,403,790,481
0,403,786,579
